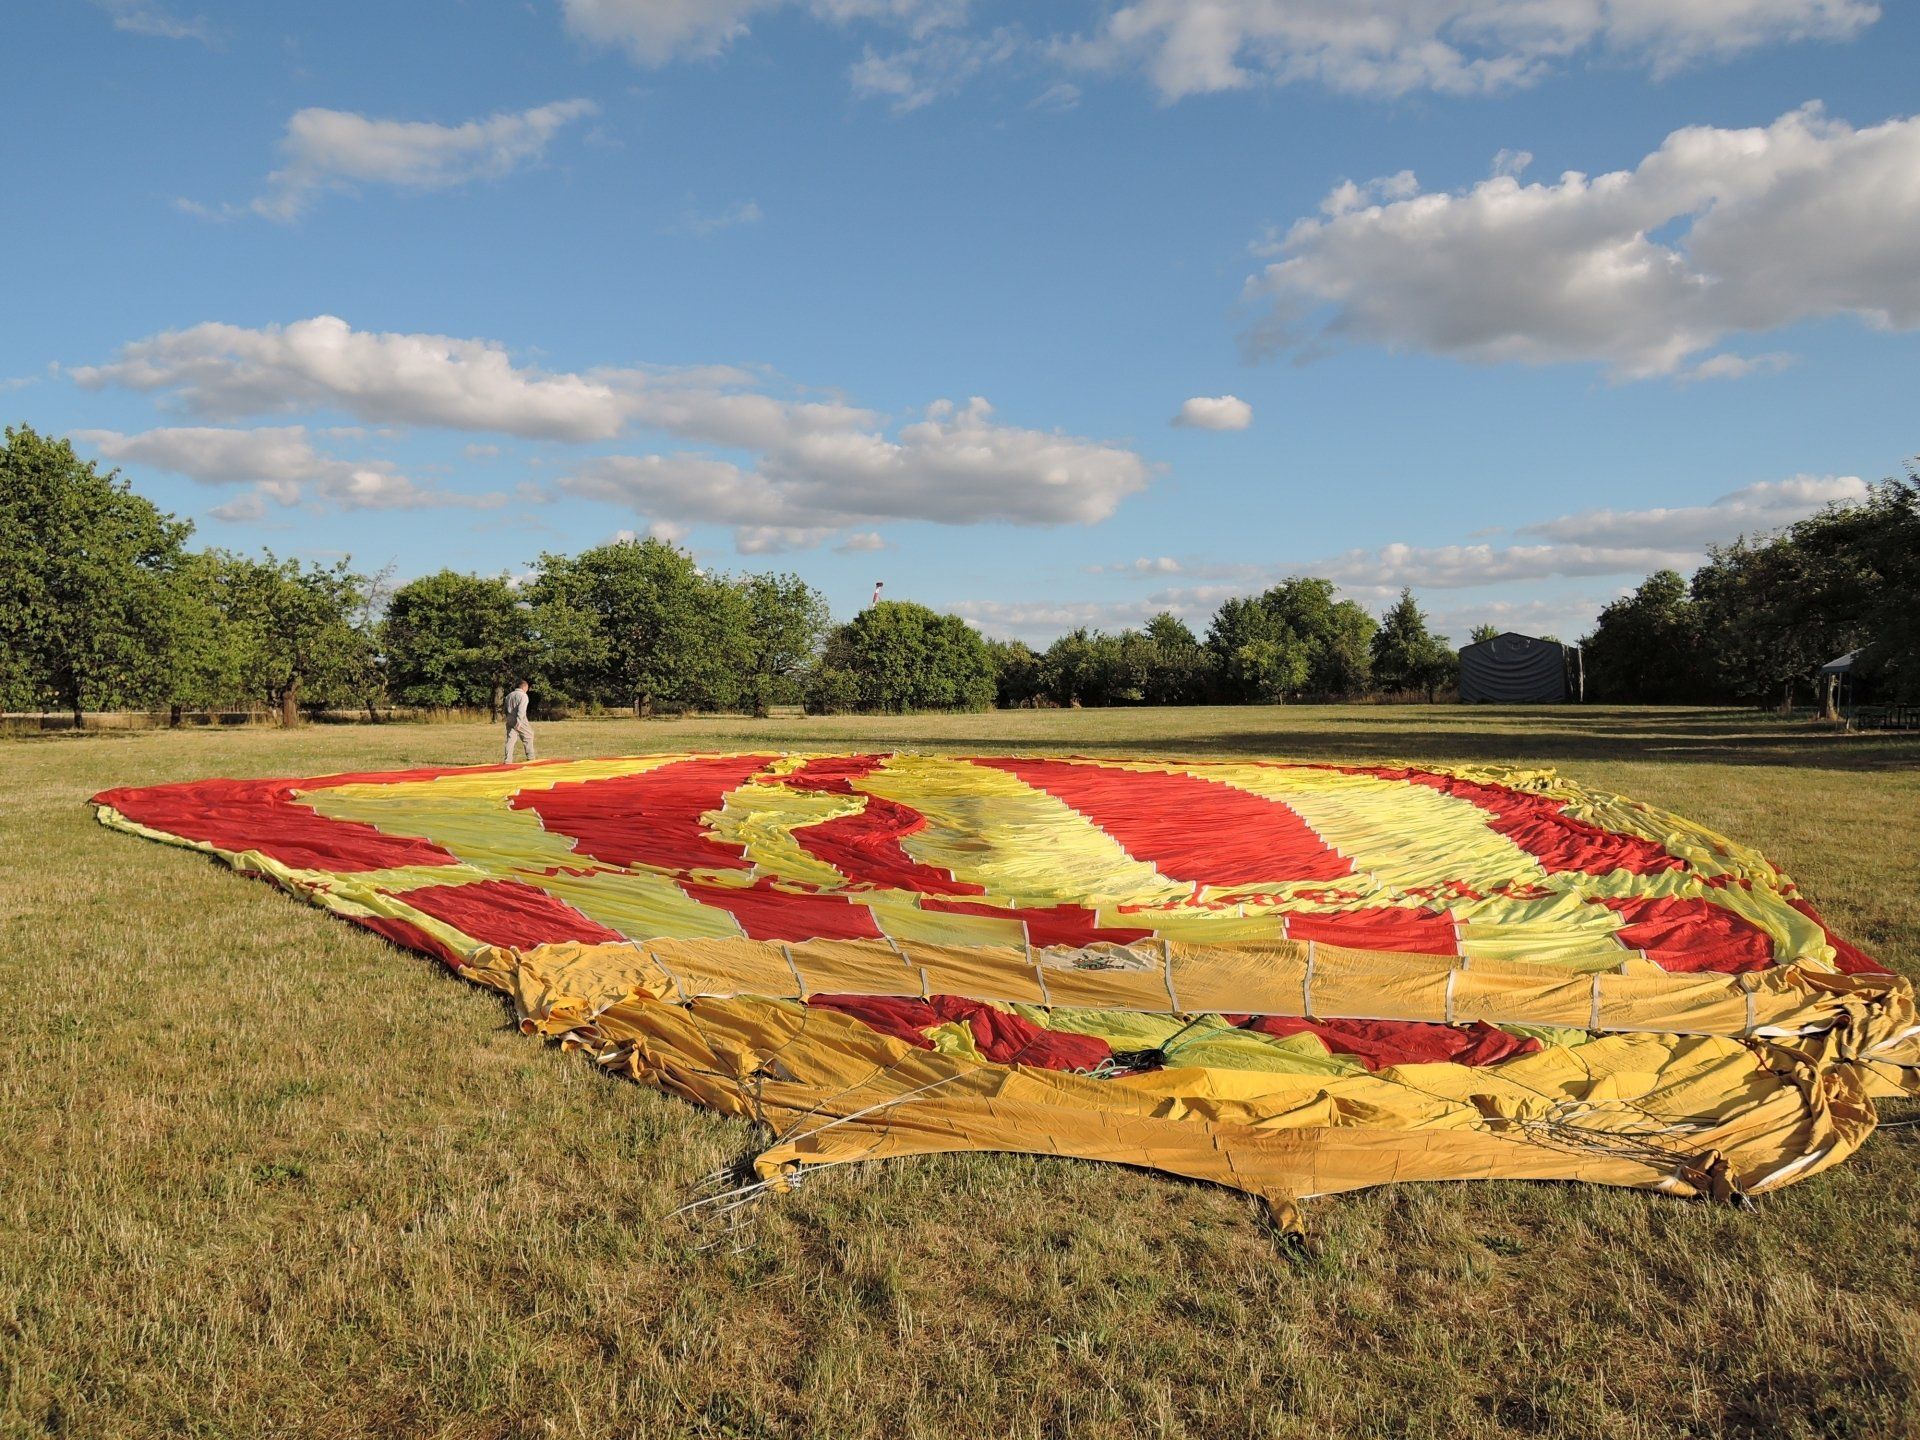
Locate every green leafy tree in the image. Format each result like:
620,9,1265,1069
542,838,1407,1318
1581,570,1707,703
1371,589,1456,702
383,571,537,715
1692,538,1845,713
154,550,246,721
1205,596,1310,702
1469,623,1502,644
985,637,1046,707
802,664,861,715
1786,469,1920,704
822,600,995,712
1142,612,1209,705
531,538,752,715
0,425,198,724
1041,629,1098,706
739,571,831,716
208,552,368,725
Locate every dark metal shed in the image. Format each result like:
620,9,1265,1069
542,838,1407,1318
1458,632,1572,703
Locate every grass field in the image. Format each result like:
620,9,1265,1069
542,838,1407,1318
5,706,1920,1440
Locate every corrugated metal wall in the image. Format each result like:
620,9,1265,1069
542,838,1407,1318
1459,634,1569,703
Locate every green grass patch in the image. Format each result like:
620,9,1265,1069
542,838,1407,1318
3,706,1917,1438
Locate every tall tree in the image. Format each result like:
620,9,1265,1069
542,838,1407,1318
1691,538,1842,713
1469,623,1502,644
739,571,830,716
208,552,367,726
1205,596,1310,703
531,538,752,715
1142,612,1209,705
822,600,995,712
985,637,1046,707
383,571,536,715
0,425,197,725
1371,589,1456,702
1581,570,1706,703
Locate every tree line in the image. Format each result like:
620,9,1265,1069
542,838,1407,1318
13,422,1908,724
1579,468,1920,708
1,425,1472,724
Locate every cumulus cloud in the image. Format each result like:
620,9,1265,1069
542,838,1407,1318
947,597,1172,643
1061,0,1877,101
1422,596,1611,648
77,425,506,515
557,0,1874,107
850,29,1021,112
560,396,1150,549
92,0,213,42
73,315,631,440
236,100,596,220
563,0,967,65
836,531,891,552
1244,104,1920,378
1087,555,1187,575
76,316,1155,550
1309,541,1703,590
1518,474,1867,547
665,199,764,236
1172,395,1252,430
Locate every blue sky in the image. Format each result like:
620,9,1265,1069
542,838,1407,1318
5,0,1917,644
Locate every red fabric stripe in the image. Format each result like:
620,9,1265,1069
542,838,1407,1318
1785,898,1887,975
1284,906,1459,956
389,878,627,949
972,758,1353,885
1597,894,1776,973
1336,766,1682,876
511,754,773,873
351,913,463,967
93,775,460,873
808,993,1113,1071
679,878,883,941
777,755,983,896
1244,1015,1540,1070
918,898,1153,948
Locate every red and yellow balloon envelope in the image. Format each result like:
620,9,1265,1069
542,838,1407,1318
94,753,1917,1230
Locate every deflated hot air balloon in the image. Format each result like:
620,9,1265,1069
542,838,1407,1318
93,752,1918,1231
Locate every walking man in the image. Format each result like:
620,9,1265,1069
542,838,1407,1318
504,679,536,763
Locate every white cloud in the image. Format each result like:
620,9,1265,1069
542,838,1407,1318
1518,474,1868,547
92,0,213,43
948,597,1172,643
559,0,1874,106
74,315,631,440
849,29,1020,112
77,425,506,515
562,0,966,65
560,396,1151,549
561,0,782,63
1677,351,1797,383
1172,394,1252,430
665,199,764,236
1132,472,1866,603
1061,0,1877,101
239,100,596,221
835,531,891,552
76,317,1155,549
1310,541,1703,590
1244,104,1920,378
1423,596,1611,648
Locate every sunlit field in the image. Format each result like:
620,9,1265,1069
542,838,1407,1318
5,706,1918,1439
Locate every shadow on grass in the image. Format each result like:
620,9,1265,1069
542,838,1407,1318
783,709,1920,772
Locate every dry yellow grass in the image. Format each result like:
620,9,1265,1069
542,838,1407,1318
3,706,1918,1439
